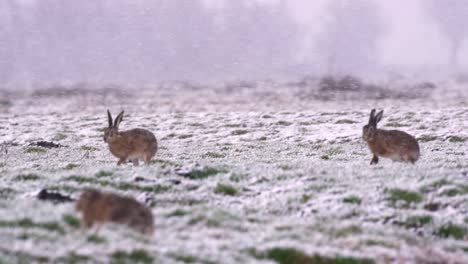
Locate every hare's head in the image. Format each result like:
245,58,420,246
363,109,383,141
104,110,124,143
76,188,101,211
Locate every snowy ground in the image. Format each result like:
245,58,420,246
0,80,467,263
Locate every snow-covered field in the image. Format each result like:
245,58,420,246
0,80,467,263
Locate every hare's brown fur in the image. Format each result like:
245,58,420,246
363,109,420,165
104,110,157,165
75,189,154,234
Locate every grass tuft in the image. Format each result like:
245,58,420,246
166,209,190,217
343,196,362,205
181,167,225,180
214,183,238,196
25,147,46,153
0,218,65,234
64,163,79,170
63,214,80,228
87,234,106,243
417,135,438,142
81,145,98,151
401,215,433,228
95,170,113,178
447,136,465,143
250,247,375,264
111,249,154,264
231,129,249,136
15,174,40,181
336,225,362,237
434,223,467,240
387,188,422,206
202,152,226,159
335,119,357,124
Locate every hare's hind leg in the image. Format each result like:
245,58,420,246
370,155,379,165
117,157,127,165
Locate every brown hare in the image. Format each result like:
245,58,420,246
363,109,420,165
104,110,157,166
75,189,154,235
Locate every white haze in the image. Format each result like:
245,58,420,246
1,0,467,86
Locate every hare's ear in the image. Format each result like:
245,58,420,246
107,110,113,128
374,110,384,124
114,111,124,128
368,109,376,125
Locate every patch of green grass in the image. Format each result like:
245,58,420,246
0,218,64,234
279,164,293,170
64,163,79,170
417,135,438,142
87,234,106,243
15,173,40,181
336,225,362,237
111,249,154,264
402,215,433,228
447,136,465,143
229,173,247,182
171,254,197,263
182,167,225,180
63,214,80,228
0,250,50,263
188,122,204,127
301,194,311,203
384,122,410,128
250,247,375,264
178,134,193,139
64,175,170,193
52,133,67,141
116,182,170,193
214,183,238,196
343,196,362,205
387,188,422,206
440,185,468,197
231,129,249,136
151,159,179,168
25,147,47,153
225,123,242,128
434,223,467,240
166,209,190,217
95,170,113,177
47,185,80,193
56,252,90,263
201,152,226,159
277,121,292,126
420,179,451,193
365,239,395,248
335,119,357,124
80,145,98,151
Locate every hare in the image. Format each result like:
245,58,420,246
363,109,420,165
104,110,157,166
75,189,154,235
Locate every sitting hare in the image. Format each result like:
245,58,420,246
104,110,157,165
363,109,420,165
75,189,154,235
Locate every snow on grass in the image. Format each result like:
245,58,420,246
0,81,467,263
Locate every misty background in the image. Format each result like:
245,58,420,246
1,0,468,86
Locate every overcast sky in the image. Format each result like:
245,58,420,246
2,0,467,84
